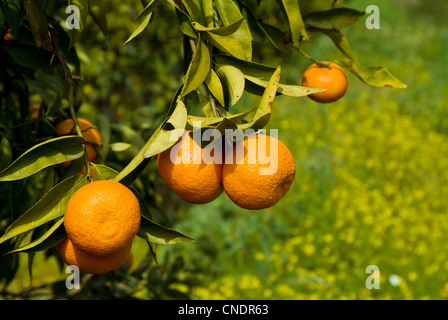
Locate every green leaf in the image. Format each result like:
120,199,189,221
303,8,365,29
143,99,188,158
6,218,65,254
180,34,210,98
193,18,243,35
0,136,85,182
216,64,245,106
137,215,195,245
27,71,63,116
24,0,50,48
337,58,407,89
203,32,246,60
175,6,197,39
124,11,153,45
91,163,119,180
215,0,252,60
187,105,256,127
316,28,355,60
214,54,276,79
110,142,132,152
0,0,24,33
244,74,326,97
114,100,187,185
182,0,202,22
239,66,281,131
0,174,88,245
280,0,309,46
68,0,88,49
135,0,164,20
204,69,225,107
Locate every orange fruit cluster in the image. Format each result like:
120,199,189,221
157,130,296,210
57,180,141,274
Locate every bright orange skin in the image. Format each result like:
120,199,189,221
302,62,348,103
56,237,131,274
64,180,141,257
157,130,224,204
222,134,296,210
55,118,102,164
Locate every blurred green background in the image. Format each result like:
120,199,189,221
3,0,448,299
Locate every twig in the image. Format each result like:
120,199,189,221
48,24,92,182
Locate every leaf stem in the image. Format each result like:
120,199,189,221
48,24,92,182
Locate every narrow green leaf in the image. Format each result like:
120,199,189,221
203,31,246,60
124,12,152,45
110,142,132,152
0,136,84,182
337,58,407,89
215,0,252,60
316,27,355,60
193,18,243,35
180,34,210,98
280,0,308,46
6,218,65,254
204,69,225,107
182,0,202,22
303,7,365,30
245,74,326,97
214,55,276,79
0,174,88,245
137,215,195,244
175,6,197,39
135,0,164,20
143,99,188,158
187,105,256,127
0,0,24,33
239,66,281,131
216,64,245,106
24,0,50,48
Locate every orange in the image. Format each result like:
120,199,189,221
157,130,224,204
222,133,296,210
30,104,40,120
56,237,131,274
301,62,348,103
55,118,102,164
63,180,141,257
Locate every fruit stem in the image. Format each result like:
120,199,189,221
296,46,329,68
48,23,92,182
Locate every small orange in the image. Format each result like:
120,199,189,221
222,133,296,210
79,163,98,181
56,237,131,274
157,130,224,204
64,180,141,257
30,104,41,120
55,118,102,164
301,62,348,103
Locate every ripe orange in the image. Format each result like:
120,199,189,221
56,237,131,274
79,163,98,181
63,180,141,257
157,130,224,204
222,133,296,210
55,118,102,164
301,62,348,103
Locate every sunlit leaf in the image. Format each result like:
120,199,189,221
0,136,84,182
138,215,195,245
216,64,245,106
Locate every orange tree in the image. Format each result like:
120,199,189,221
0,0,405,299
